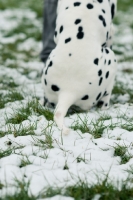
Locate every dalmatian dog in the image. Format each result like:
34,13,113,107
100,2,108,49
42,0,117,134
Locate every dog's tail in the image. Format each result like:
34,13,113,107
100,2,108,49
54,92,75,135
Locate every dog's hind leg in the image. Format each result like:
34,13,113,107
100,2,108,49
54,93,75,135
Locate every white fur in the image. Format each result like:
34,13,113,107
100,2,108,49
42,0,117,134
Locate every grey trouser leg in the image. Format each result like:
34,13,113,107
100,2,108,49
40,0,58,63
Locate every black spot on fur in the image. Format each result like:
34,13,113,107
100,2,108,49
89,82,92,84
97,100,104,107
103,91,108,96
77,32,84,39
111,3,115,19
50,103,55,107
97,0,103,3
45,69,47,75
65,38,71,43
98,70,102,76
94,58,99,65
104,59,106,65
45,61,53,75
106,32,109,40
105,49,109,54
66,7,69,9
102,9,105,13
44,79,47,85
99,77,103,86
60,26,63,33
96,92,102,101
108,60,111,65
54,31,57,37
69,53,72,56
105,103,108,107
99,15,106,27
87,3,94,9
75,19,81,24
51,85,60,92
81,95,89,100
102,42,106,47
77,26,84,39
106,71,109,79
48,61,53,67
74,2,81,6
78,26,83,32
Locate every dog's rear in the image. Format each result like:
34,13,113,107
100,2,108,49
42,0,117,134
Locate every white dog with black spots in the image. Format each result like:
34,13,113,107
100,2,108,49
42,0,117,134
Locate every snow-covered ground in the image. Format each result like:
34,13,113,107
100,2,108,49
0,2,133,199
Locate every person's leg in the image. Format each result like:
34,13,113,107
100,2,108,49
40,0,58,63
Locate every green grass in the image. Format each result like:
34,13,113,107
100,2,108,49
0,0,43,18
2,176,133,200
2,179,36,200
39,179,133,200
0,75,19,89
7,123,36,137
19,156,32,168
117,0,133,12
0,148,13,159
71,115,116,138
112,82,133,104
33,133,54,150
0,91,24,109
6,99,53,125
0,130,7,138
114,144,132,164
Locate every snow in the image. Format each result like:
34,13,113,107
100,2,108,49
0,5,133,200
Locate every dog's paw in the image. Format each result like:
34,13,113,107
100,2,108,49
61,127,70,135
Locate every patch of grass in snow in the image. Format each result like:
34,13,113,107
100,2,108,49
0,42,37,65
3,179,36,200
0,182,4,189
7,123,36,137
0,130,8,138
6,99,53,124
121,122,133,132
40,178,133,200
0,75,19,89
3,176,133,200
122,68,133,74
0,148,14,159
0,47,16,65
4,20,41,41
0,0,43,18
0,91,24,109
117,0,133,12
98,114,112,122
114,144,132,164
33,133,54,150
19,156,32,168
119,55,133,63
71,115,116,138
71,115,90,133
112,82,133,103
